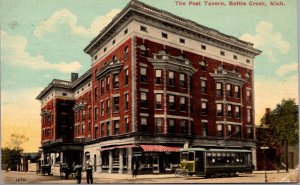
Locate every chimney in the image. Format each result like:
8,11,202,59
71,73,79,82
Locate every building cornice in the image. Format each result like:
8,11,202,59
84,0,261,57
37,69,92,101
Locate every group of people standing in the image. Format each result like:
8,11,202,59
72,156,141,183
73,158,93,184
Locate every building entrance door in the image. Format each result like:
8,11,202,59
153,155,159,173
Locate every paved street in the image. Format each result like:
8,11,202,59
1,169,299,184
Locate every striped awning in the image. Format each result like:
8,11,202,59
98,144,136,151
140,144,181,152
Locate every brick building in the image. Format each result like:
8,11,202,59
37,0,261,174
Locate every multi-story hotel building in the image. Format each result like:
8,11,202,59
37,0,261,174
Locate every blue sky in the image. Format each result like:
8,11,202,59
1,0,298,152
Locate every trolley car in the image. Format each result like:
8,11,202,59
179,147,253,178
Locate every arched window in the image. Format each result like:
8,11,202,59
200,61,207,71
124,46,129,59
245,73,250,82
112,55,116,62
140,45,147,56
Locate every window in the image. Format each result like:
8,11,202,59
179,38,185,44
156,118,163,133
94,126,98,139
106,121,110,136
217,124,223,137
201,45,206,50
100,80,104,94
124,28,128,35
113,97,119,113
202,123,208,137
235,125,241,138
113,74,119,89
245,73,250,82
227,125,232,136
125,69,129,85
140,25,147,32
247,127,253,139
226,84,232,96
140,45,147,56
104,47,107,52
233,55,238,60
179,73,186,88
202,102,208,115
125,118,129,133
227,104,232,118
114,120,119,135
217,104,223,116
200,61,207,71
155,94,162,109
201,80,207,93
105,99,110,114
125,93,129,111
112,39,116,45
168,119,175,133
88,107,91,119
216,83,223,95
168,95,176,110
247,108,251,123
235,86,240,98
82,110,86,120
94,107,98,120
235,106,241,118
141,92,148,108
168,71,175,86
220,51,225,56
162,32,168,39
180,120,187,134
246,59,250,63
141,117,148,132
94,87,98,100
140,67,147,83
155,69,162,84
101,123,105,137
124,46,129,59
82,124,85,135
94,55,98,60
246,90,251,102
106,76,110,91
180,97,186,111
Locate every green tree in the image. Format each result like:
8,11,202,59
260,98,299,172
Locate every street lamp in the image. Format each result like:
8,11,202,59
260,146,269,182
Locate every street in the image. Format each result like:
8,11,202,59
1,170,299,184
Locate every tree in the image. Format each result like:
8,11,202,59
260,98,299,172
10,134,29,151
1,134,29,171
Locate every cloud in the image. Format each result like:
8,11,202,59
34,8,120,39
1,87,43,152
1,30,82,73
276,62,298,76
240,21,290,63
254,74,298,124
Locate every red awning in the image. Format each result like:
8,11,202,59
98,144,136,151
140,145,181,152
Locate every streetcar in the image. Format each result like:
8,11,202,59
178,147,253,178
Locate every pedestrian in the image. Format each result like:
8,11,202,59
132,158,140,178
73,163,82,184
85,160,93,184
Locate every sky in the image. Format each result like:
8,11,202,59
1,0,298,152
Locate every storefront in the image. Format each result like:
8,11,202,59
98,144,181,174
